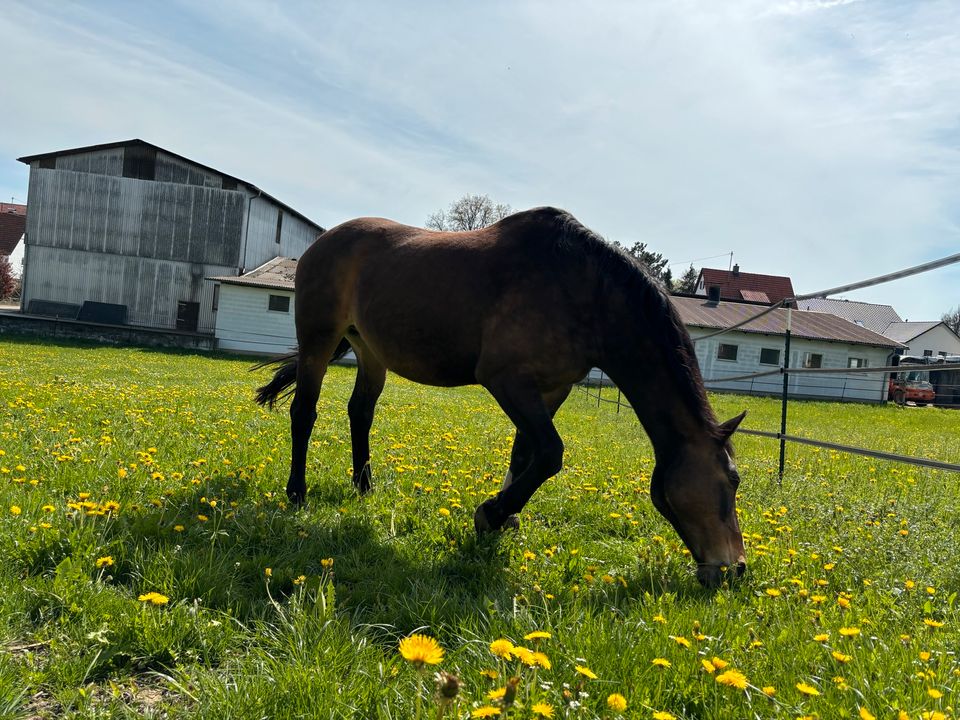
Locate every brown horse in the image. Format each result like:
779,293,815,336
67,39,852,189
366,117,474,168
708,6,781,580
255,207,747,587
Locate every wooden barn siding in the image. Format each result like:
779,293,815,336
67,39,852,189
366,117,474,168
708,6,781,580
241,196,319,271
214,285,297,354
692,330,890,402
26,167,244,267
25,244,231,332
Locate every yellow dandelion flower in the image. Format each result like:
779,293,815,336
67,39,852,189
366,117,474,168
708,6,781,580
9,506,21,516
95,556,114,568
832,651,852,663
575,665,597,679
923,618,944,628
765,588,781,597
439,508,450,517
839,627,860,637
652,614,666,624
531,702,554,718
715,670,748,690
672,635,691,648
859,709,876,720
197,514,209,522
524,630,551,641
762,686,776,696
701,659,717,674
173,524,184,532
652,713,674,720
42,505,55,513
814,633,830,642
489,638,514,660
138,591,169,606
486,687,506,701
471,707,501,718
398,634,444,666
513,646,536,665
928,688,942,699
480,669,498,679
711,657,729,670
606,693,628,712
651,658,672,668
796,681,820,696
919,651,931,662
531,651,551,669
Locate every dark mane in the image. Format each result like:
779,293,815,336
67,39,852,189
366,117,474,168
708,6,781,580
541,208,721,437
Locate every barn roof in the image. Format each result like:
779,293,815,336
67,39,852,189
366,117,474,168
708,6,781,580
698,267,795,305
671,296,903,349
796,297,902,334
18,139,324,234
0,203,26,256
209,257,297,291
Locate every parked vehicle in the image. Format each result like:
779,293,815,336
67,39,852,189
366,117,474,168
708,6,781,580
888,355,935,405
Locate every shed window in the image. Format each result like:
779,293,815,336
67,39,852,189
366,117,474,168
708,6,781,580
717,343,739,361
759,348,780,366
847,357,867,368
275,211,283,244
802,352,823,369
268,295,290,313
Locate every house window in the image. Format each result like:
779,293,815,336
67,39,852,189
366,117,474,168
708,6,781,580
759,348,780,366
268,294,290,312
802,352,823,369
923,350,933,357
939,351,948,357
275,211,283,244
717,343,738,361
847,357,868,368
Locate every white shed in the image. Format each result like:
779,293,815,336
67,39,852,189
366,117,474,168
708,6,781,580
210,258,297,354
882,321,960,358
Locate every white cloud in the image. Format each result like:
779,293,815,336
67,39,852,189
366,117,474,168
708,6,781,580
1,0,957,320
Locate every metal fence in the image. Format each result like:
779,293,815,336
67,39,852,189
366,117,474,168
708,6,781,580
579,250,960,478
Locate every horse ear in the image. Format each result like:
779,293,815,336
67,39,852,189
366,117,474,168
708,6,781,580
717,411,747,441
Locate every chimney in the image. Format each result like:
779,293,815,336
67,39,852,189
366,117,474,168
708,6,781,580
732,263,740,276
707,286,721,306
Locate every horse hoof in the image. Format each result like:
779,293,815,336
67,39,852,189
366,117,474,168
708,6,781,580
503,514,520,530
287,488,306,506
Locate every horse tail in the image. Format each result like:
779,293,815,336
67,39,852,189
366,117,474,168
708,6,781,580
252,338,352,409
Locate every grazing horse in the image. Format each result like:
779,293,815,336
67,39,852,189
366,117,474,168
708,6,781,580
255,207,747,587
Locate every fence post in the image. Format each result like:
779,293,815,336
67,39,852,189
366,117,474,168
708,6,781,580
616,388,621,414
597,371,603,408
778,306,792,483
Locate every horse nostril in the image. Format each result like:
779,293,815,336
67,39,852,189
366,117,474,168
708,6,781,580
736,561,746,577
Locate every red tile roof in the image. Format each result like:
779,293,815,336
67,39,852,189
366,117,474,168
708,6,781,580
698,267,795,305
0,203,26,257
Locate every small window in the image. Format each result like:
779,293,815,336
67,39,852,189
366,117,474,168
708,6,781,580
212,284,220,312
275,211,283,244
939,351,948,357
759,348,780,366
847,357,867,368
40,157,57,169
717,343,738,361
923,350,933,357
268,294,290,312
802,352,823,369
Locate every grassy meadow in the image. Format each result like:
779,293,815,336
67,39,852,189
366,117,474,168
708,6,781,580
0,335,958,719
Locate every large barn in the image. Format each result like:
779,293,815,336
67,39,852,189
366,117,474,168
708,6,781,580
16,140,324,333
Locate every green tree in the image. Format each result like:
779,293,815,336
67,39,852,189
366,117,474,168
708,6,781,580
0,256,15,300
612,240,672,288
675,264,699,294
943,306,960,335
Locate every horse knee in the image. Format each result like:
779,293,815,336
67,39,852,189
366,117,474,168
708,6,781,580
541,437,564,477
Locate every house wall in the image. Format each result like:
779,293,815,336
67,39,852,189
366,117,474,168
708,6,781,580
240,196,319,272
214,284,297,354
691,330,891,402
899,325,960,358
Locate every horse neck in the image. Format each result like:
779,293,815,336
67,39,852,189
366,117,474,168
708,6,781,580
597,294,716,461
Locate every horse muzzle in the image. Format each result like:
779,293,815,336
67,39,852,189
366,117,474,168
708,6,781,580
696,560,747,588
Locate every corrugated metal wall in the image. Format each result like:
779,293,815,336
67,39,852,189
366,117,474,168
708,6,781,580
54,148,124,176
242,196,319,270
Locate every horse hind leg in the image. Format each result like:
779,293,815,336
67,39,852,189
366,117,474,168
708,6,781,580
286,336,343,504
347,347,386,494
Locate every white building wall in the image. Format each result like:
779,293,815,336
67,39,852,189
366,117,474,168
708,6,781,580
691,330,891,402
214,284,297,354
900,325,960,358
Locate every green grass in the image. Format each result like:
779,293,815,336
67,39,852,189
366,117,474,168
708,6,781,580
1,335,958,719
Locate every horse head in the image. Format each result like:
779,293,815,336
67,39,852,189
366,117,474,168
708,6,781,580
650,411,747,588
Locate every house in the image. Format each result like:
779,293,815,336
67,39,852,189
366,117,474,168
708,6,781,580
209,257,298,354
881,321,960,358
672,296,903,402
0,202,26,259
796,297,902,335
16,139,324,333
695,265,795,306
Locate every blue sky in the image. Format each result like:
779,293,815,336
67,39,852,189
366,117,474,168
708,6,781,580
2,0,958,322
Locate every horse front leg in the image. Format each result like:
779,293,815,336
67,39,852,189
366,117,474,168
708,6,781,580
347,356,386,494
